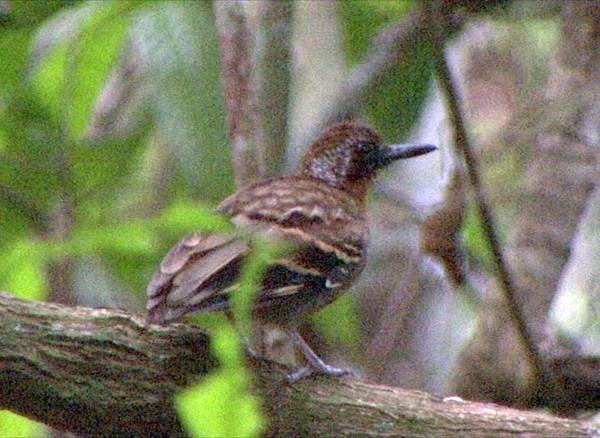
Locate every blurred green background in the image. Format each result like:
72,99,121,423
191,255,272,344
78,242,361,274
0,1,433,436
3,0,588,436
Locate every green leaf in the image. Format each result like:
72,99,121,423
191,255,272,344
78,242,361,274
176,326,265,438
313,292,362,353
156,200,233,237
0,411,45,438
54,220,155,259
0,194,38,241
364,49,435,141
463,205,497,271
70,132,149,208
0,88,64,217
339,0,434,140
0,238,48,301
175,235,282,437
0,29,33,89
230,237,285,338
31,0,137,140
8,0,82,27
339,0,415,63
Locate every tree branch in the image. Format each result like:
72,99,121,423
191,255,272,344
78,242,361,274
258,0,293,178
0,291,598,437
0,291,216,436
427,2,547,388
214,0,266,188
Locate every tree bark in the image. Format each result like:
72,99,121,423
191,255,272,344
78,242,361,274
0,291,598,437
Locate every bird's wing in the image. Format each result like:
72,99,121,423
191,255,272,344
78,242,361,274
147,178,366,324
217,178,367,316
146,232,249,324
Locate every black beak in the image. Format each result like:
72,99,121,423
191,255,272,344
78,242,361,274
378,144,437,168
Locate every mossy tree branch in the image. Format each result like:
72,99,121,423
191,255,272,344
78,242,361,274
0,291,597,437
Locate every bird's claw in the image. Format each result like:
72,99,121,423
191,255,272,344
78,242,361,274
285,365,353,382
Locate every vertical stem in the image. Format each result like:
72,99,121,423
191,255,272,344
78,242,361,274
214,0,266,188
259,0,293,177
426,2,548,387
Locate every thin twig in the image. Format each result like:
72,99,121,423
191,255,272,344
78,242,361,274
428,8,548,387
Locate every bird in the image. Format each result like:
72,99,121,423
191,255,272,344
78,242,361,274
146,122,436,380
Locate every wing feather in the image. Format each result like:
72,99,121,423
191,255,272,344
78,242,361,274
147,178,367,324
168,240,248,303
147,233,249,324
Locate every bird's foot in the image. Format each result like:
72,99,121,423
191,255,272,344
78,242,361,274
285,364,353,382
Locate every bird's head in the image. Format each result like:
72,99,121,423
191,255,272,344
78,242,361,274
301,122,436,199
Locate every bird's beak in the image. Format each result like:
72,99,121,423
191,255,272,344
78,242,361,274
378,143,437,168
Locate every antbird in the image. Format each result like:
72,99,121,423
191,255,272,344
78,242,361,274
147,122,436,379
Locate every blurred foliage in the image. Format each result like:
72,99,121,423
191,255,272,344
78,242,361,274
6,0,82,27
176,238,283,438
339,0,415,63
0,1,236,435
314,293,362,355
128,1,232,202
176,325,264,438
31,1,133,140
0,0,440,435
364,45,435,141
462,205,498,274
339,0,433,140
0,411,45,438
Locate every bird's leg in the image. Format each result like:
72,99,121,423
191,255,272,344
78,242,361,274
285,327,351,381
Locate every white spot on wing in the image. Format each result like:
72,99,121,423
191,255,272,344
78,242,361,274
325,278,341,289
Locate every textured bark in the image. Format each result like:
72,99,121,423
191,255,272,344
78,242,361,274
0,292,216,437
0,291,599,437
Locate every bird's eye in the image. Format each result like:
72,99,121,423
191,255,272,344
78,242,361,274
351,143,380,172
354,142,370,153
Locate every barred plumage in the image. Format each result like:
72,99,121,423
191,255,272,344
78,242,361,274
146,122,436,379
